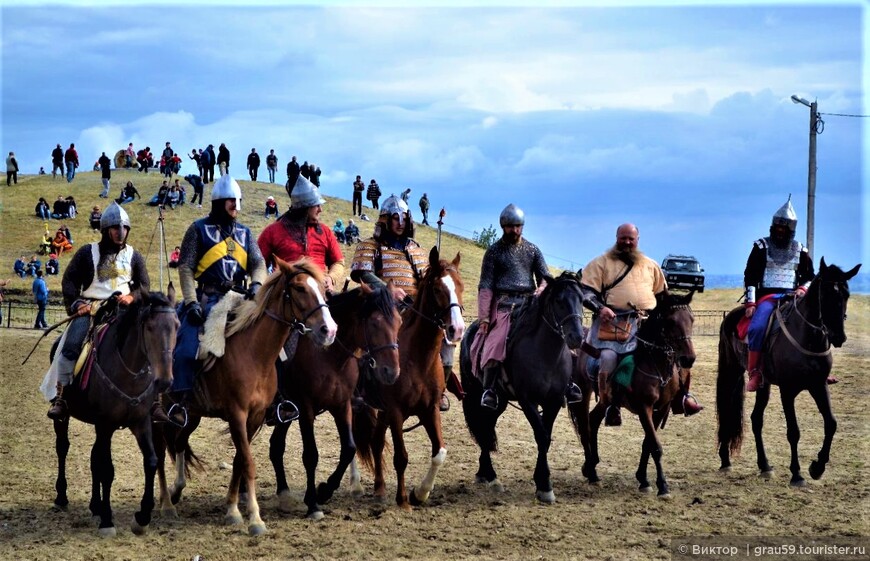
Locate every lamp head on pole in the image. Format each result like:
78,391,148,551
791,94,811,107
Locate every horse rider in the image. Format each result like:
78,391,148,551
46,203,159,420
580,223,703,427
743,196,815,391
472,204,584,410
170,174,268,415
350,194,463,411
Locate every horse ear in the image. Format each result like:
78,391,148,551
359,281,373,295
167,281,177,306
844,263,862,280
820,256,827,272
273,255,289,272
451,251,461,269
429,246,439,269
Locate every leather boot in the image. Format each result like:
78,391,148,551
671,370,704,416
438,393,450,412
746,350,763,392
150,395,173,423
47,382,68,420
480,365,500,410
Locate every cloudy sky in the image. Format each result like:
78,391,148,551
1,0,866,276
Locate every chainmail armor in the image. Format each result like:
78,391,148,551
479,237,548,295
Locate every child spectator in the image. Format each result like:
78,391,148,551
39,230,52,255
46,254,60,275
14,255,27,278
333,219,346,243
89,206,102,230
65,196,77,219
344,219,360,246
264,196,279,219
35,197,50,220
166,185,180,209
117,181,140,205
169,246,181,269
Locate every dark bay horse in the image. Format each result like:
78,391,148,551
570,290,696,497
717,258,861,485
353,248,466,509
268,283,402,520
460,271,585,503
156,257,337,536
51,287,179,537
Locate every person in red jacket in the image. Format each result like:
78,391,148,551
64,143,79,183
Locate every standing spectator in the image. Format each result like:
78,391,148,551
286,155,300,188
264,195,279,219
189,149,202,177
137,146,151,173
51,195,69,219
344,219,360,246
89,205,102,230
6,151,19,186
46,254,60,276
266,149,278,183
419,192,430,226
170,152,183,176
217,143,230,175
36,197,51,220
117,180,140,205
400,188,411,204
64,143,79,182
300,160,311,180
203,144,216,183
247,148,260,182
311,165,321,187
51,143,64,179
161,142,174,171
125,142,135,169
352,175,364,217
184,174,204,208
65,196,77,219
15,256,27,278
366,179,381,210
98,151,112,197
32,270,49,329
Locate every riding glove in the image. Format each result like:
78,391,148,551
246,282,262,300
186,301,205,326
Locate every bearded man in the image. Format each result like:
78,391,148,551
581,223,702,426
474,204,584,410
743,196,815,391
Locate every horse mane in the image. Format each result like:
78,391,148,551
508,271,579,341
227,257,324,336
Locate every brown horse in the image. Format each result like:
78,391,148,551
570,291,696,497
155,257,337,536
268,283,402,520
717,258,861,485
50,287,179,537
354,248,466,509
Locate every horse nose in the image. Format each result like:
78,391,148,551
379,365,400,385
320,323,337,345
680,356,696,369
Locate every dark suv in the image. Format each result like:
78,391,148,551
661,255,705,293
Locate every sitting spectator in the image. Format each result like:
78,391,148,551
35,197,50,220
39,166,46,175
264,196,279,219
147,181,170,206
65,195,77,219
173,178,186,205
89,206,102,230
39,229,52,255
51,228,73,257
46,254,60,275
51,195,69,219
333,219,346,243
166,185,180,209
27,255,42,277
117,181,141,205
60,224,73,245
344,219,360,246
169,246,181,269
14,255,27,278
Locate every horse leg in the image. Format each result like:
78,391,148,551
636,407,669,498
347,457,363,496
317,404,356,505
91,425,117,537
153,422,176,518
807,382,837,480
388,415,411,510
409,409,447,506
268,420,294,513
298,410,324,520
225,410,266,535
779,389,806,487
53,418,70,510
168,415,201,505
750,387,773,476
519,400,556,504
583,402,606,484
371,417,389,502
130,418,157,535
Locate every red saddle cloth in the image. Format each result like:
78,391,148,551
735,294,777,340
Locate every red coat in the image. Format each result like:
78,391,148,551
258,220,343,272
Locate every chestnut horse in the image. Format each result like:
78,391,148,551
353,248,465,509
717,258,861,485
570,291,696,497
268,283,402,520
50,287,179,537
156,257,337,536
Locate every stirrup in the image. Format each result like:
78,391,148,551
275,400,300,424
480,389,499,410
166,403,189,428
682,393,704,417
565,383,583,405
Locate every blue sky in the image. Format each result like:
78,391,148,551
1,0,866,275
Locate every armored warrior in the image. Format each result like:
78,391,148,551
350,194,463,411
474,204,584,410
743,196,815,391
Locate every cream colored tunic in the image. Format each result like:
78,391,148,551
581,251,666,311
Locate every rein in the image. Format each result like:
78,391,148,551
775,291,832,357
401,267,463,329
263,269,329,334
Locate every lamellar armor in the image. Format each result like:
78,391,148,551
351,238,428,297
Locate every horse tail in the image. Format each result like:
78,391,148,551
459,322,498,453
352,404,377,473
162,424,205,478
716,309,745,457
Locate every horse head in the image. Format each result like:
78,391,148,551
355,283,402,385
651,290,696,369
135,283,180,393
815,257,861,348
539,271,585,349
272,256,338,346
420,247,466,343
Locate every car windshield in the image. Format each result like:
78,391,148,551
667,260,700,272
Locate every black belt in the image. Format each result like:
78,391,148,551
495,290,532,298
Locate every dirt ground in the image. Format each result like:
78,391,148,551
1,307,867,561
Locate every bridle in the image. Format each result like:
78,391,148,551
264,269,330,334
540,279,584,341
400,266,463,330
634,304,694,387
776,276,843,357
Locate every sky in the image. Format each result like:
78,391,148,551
1,0,866,276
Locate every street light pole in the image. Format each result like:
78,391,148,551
791,94,818,260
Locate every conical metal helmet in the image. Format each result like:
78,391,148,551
772,194,798,233
380,194,410,217
211,174,243,210
499,203,525,227
99,202,131,231
290,175,326,209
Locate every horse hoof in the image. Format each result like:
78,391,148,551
409,487,429,506
638,485,652,494
51,502,68,512
373,494,387,504
790,478,807,488
486,478,505,493
657,492,672,500
809,461,825,480
248,522,267,536
225,512,244,526
277,492,295,514
130,522,147,536
306,510,324,521
98,526,117,538
719,466,732,473
759,470,774,479
350,484,364,497
535,490,556,504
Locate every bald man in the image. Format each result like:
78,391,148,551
580,224,702,426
